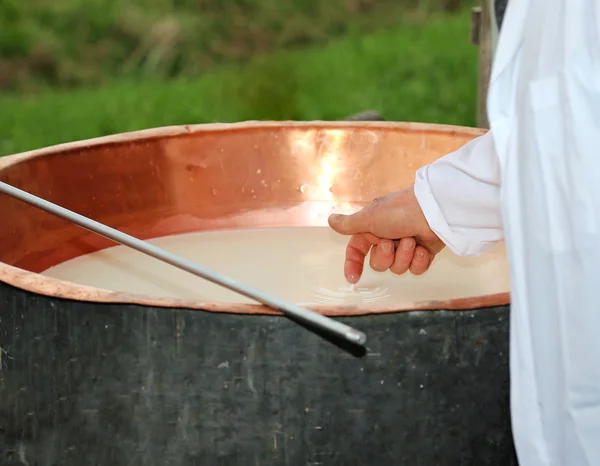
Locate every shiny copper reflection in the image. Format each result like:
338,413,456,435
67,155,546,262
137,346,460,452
0,121,508,316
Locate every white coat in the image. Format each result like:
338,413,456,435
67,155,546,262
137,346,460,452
414,1,600,464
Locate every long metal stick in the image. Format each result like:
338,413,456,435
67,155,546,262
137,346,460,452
0,181,366,346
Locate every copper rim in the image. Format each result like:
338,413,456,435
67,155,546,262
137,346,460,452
0,121,510,316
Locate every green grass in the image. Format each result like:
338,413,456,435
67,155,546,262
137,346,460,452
0,10,477,156
0,0,467,90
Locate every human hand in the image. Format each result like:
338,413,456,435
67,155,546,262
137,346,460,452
328,185,445,283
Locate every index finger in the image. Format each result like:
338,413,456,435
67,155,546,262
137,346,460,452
344,233,382,283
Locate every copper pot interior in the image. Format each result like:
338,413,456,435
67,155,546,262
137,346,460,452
0,122,509,314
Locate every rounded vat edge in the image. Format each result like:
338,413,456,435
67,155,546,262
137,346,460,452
0,261,510,317
0,120,487,168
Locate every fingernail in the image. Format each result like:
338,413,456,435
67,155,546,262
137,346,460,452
380,241,394,255
416,249,425,259
348,274,359,283
403,240,414,251
329,214,343,222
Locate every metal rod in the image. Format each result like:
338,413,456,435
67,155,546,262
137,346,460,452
0,181,366,346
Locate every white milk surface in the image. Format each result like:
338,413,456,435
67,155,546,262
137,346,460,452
42,227,510,307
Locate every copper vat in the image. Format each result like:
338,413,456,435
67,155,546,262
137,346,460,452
0,122,515,465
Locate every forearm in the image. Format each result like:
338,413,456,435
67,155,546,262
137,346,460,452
414,130,504,256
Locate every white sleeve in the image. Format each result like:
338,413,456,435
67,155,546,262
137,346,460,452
413,130,504,257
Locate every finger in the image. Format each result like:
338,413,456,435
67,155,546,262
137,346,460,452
390,237,416,275
409,246,432,276
328,209,372,236
343,233,380,283
369,239,395,272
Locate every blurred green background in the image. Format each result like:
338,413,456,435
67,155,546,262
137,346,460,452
0,0,476,156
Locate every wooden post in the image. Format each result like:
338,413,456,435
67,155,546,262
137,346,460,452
471,0,494,129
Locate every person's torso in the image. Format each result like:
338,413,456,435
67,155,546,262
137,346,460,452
487,1,600,465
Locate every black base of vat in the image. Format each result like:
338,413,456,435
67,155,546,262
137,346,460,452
0,281,517,466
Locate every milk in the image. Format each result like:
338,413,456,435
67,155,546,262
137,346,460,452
42,227,510,307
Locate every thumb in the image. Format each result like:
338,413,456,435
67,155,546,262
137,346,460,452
328,210,371,235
